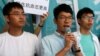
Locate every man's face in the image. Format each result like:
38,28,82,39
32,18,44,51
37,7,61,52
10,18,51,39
78,13,94,30
54,11,72,32
6,7,26,28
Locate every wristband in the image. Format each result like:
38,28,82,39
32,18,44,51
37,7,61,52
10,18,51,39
38,24,43,27
74,49,81,53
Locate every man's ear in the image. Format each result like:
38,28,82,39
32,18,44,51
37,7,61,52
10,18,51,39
4,16,9,22
77,19,81,25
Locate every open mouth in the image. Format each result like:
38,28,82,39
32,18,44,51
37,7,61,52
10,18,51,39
63,25,70,27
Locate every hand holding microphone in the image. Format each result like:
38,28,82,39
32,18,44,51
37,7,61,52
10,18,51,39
64,27,81,53
64,27,75,49
64,27,79,51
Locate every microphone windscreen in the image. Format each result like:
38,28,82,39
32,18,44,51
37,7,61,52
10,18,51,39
65,27,71,33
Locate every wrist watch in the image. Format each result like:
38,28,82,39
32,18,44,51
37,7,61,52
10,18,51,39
38,24,43,27
72,47,81,53
74,49,81,53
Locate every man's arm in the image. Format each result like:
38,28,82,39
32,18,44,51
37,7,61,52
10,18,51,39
72,45,83,56
56,46,71,56
56,33,83,56
56,33,74,56
34,13,48,36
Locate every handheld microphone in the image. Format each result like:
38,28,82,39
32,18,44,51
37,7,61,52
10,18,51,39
65,27,71,33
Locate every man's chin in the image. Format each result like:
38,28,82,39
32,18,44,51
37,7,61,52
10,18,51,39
87,27,92,30
17,25,25,28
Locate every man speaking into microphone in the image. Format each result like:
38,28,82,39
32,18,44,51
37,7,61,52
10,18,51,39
41,4,83,56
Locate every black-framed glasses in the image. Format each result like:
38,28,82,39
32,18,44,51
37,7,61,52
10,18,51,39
82,16,94,20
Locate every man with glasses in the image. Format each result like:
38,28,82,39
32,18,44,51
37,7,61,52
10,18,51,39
73,7,100,56
41,4,83,56
0,2,43,56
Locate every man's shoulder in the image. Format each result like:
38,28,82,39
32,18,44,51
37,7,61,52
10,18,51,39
91,32,99,39
0,32,8,40
42,33,58,46
23,31,38,39
23,32,39,44
42,33,56,40
24,31,36,36
42,33,61,44
91,32,98,37
0,32,8,37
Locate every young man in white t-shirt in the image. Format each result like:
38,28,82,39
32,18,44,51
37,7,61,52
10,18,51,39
0,2,40,56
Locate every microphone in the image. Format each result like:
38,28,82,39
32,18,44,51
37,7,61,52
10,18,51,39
65,27,81,53
65,27,71,33
65,28,80,53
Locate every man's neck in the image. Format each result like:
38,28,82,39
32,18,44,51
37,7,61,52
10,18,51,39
80,28,90,35
8,26,23,36
56,30,65,36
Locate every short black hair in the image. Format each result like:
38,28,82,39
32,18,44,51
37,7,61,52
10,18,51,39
3,2,23,16
53,4,73,19
77,7,94,19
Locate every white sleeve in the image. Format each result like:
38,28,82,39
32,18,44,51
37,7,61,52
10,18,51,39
0,37,2,47
35,37,41,56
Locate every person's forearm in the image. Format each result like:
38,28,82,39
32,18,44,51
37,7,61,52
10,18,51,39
75,52,83,56
34,22,44,36
73,45,83,56
34,26,41,36
56,47,70,56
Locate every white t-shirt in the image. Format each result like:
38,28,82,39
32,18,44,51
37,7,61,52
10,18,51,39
0,31,40,56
